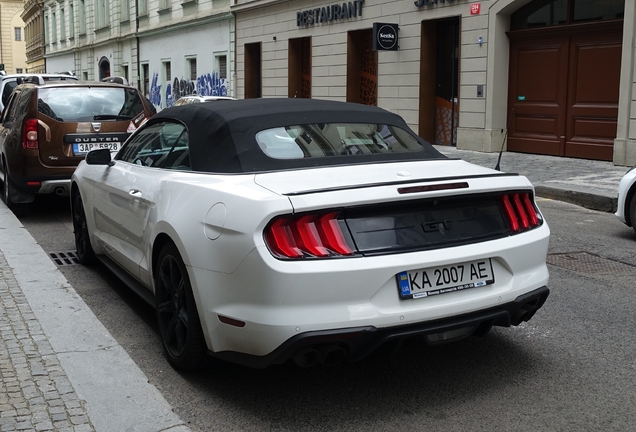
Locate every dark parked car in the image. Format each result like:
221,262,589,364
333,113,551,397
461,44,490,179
0,81,155,215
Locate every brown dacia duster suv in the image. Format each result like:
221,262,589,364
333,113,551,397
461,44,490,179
0,80,156,215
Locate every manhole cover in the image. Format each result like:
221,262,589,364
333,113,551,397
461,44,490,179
49,251,80,266
547,252,636,275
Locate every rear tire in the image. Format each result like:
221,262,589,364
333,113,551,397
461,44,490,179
155,242,206,371
71,192,96,265
629,191,636,234
1,162,29,217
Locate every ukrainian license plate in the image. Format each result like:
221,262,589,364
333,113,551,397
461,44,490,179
73,142,122,156
396,258,495,300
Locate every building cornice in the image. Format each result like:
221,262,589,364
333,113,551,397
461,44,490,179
136,11,233,39
21,0,43,20
230,0,289,13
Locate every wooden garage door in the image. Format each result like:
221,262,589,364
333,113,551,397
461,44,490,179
508,22,622,161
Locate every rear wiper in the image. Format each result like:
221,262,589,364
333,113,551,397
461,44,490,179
93,114,133,120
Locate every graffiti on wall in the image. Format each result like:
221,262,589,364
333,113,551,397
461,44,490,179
149,71,229,109
149,73,162,107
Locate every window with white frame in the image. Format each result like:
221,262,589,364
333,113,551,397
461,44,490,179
122,65,129,83
159,0,170,10
60,8,66,40
187,58,197,81
69,3,75,37
142,63,149,96
52,12,57,41
163,61,171,82
14,27,21,41
138,0,147,15
216,53,227,80
95,0,110,28
79,0,86,34
121,0,130,21
44,15,49,44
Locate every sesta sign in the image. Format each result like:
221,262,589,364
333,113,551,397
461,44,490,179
297,0,365,27
373,23,399,51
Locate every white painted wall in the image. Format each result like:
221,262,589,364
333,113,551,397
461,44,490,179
46,52,75,74
140,20,232,110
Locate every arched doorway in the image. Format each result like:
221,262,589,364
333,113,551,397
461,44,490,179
98,56,111,80
507,0,625,161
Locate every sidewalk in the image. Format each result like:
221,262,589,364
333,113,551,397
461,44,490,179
434,145,628,212
0,148,628,431
0,205,190,432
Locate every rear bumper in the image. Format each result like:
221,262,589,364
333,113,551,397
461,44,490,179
10,174,73,195
38,179,71,195
211,286,549,369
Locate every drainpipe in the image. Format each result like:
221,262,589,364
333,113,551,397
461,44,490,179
233,5,237,98
135,0,140,92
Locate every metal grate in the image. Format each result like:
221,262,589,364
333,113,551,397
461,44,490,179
49,251,80,266
547,252,636,275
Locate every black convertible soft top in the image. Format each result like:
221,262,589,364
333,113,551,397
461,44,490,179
147,98,445,173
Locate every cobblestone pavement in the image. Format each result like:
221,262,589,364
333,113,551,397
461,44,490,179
434,146,630,211
434,145,629,194
0,251,94,432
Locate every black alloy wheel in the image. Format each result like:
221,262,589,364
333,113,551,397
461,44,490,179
71,192,95,265
629,192,636,234
155,242,206,371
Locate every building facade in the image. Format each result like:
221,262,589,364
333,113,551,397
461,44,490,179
42,0,234,110
1,0,28,74
21,0,46,73
231,0,636,166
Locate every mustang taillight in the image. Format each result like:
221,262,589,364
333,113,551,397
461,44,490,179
23,118,39,149
502,192,541,233
265,212,355,259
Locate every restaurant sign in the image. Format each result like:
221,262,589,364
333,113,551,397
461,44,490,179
297,0,365,27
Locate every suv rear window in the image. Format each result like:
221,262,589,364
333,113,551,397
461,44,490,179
255,123,424,159
37,87,145,122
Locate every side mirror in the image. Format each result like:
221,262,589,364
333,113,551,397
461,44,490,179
85,148,112,165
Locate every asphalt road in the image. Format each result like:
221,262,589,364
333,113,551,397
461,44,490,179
17,195,636,431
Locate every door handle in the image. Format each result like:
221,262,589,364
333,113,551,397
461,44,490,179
129,189,143,199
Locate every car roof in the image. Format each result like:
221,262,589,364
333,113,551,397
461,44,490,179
1,73,77,82
18,80,137,90
145,98,444,174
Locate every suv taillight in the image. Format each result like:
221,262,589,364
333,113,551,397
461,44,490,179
264,212,355,259
23,119,39,149
502,193,541,233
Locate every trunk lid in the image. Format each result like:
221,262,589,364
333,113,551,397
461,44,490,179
256,160,541,256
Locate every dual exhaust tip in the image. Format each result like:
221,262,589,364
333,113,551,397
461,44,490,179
292,344,348,368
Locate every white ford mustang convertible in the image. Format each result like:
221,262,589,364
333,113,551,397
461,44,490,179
71,98,550,370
